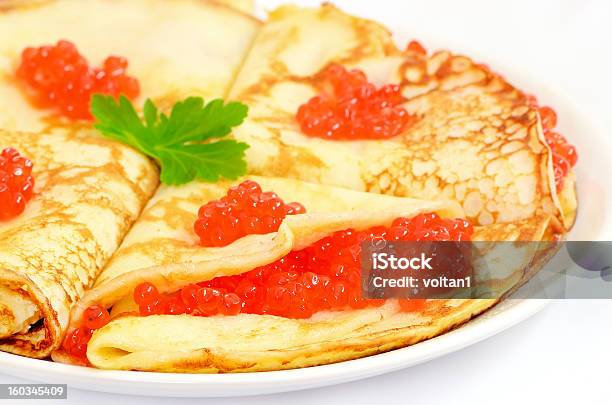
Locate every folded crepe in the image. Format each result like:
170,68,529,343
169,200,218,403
0,0,260,358
227,5,577,230
0,129,158,358
55,177,558,371
0,0,259,132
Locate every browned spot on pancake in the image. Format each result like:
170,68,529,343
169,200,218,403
0,0,52,13
255,143,326,181
0,305,15,323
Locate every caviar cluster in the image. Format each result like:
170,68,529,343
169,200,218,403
194,180,306,247
62,305,110,359
535,104,578,191
406,40,427,55
135,211,473,320
0,148,35,221
16,40,140,120
296,64,415,140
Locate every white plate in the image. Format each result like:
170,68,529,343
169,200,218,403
1,3,610,399
0,299,549,397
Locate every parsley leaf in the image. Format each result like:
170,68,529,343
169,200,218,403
91,95,249,185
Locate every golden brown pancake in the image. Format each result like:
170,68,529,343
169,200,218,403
0,2,574,371
228,4,576,230
0,128,158,358
52,177,556,371
0,0,260,132
0,0,260,358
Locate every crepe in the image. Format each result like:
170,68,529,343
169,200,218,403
227,4,577,230
53,177,557,371
0,0,260,358
217,0,254,14
0,129,158,358
0,0,259,132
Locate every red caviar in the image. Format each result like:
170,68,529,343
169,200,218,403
296,64,415,140
16,40,139,120
62,327,92,359
62,305,110,359
194,180,306,247
82,305,111,330
0,148,35,221
135,212,473,320
527,98,578,191
406,40,427,55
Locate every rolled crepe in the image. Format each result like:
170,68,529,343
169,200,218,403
0,128,158,358
227,5,576,229
55,177,557,371
0,0,259,132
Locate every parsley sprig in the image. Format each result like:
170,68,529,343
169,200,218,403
91,95,249,185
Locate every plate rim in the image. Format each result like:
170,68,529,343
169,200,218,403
0,299,549,397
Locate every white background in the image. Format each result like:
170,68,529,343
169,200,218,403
1,0,611,404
